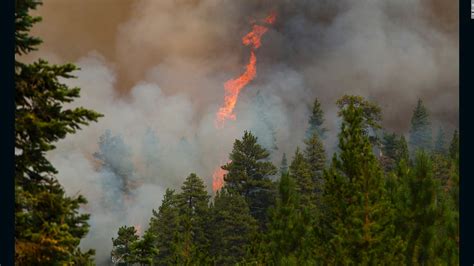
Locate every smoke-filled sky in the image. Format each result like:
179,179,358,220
27,0,457,264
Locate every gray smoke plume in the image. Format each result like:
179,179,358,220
33,0,458,264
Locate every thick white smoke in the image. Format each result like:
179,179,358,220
37,0,458,264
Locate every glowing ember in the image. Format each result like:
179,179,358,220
212,166,227,192
215,12,276,128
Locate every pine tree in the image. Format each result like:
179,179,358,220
266,173,314,265
176,173,211,264
222,131,277,226
306,97,327,139
381,133,410,171
111,226,139,265
409,99,432,154
130,230,159,266
148,189,180,265
401,151,441,265
289,147,314,207
280,153,288,175
15,0,101,263
209,190,258,265
303,131,326,196
318,97,404,264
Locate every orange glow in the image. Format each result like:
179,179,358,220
212,166,227,192
215,12,276,128
134,224,142,235
264,11,277,25
242,25,268,49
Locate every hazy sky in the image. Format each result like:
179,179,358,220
28,0,458,263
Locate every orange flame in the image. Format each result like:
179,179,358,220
215,12,276,128
212,166,227,192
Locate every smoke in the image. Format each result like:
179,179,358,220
34,0,458,264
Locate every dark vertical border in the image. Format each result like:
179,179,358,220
0,0,14,264
460,0,473,264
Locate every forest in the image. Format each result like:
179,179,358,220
15,0,458,265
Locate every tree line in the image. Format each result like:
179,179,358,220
15,1,458,264
111,96,459,265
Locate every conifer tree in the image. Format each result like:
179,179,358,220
15,0,101,263
130,230,159,266
318,97,404,264
401,152,441,265
176,173,211,264
306,97,327,139
209,190,257,265
303,131,326,195
289,147,314,207
111,226,139,265
409,99,432,153
222,131,277,226
266,173,314,265
148,189,180,265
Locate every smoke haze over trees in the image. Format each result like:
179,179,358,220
16,0,459,263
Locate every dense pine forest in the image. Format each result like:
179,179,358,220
15,0,458,265
109,96,459,265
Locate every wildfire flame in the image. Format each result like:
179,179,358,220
212,165,227,192
215,12,277,128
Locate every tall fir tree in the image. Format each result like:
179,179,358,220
209,190,258,265
400,151,441,265
303,131,326,196
148,189,181,266
289,147,314,207
176,173,211,264
15,0,101,263
130,230,159,266
306,97,327,139
266,173,314,265
409,99,432,154
111,226,139,265
222,131,277,226
318,97,404,264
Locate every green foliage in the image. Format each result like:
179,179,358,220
15,0,102,263
176,173,211,264
148,189,181,265
381,133,410,172
318,98,404,264
131,230,159,265
222,131,277,226
409,99,432,154
399,152,441,265
111,226,139,264
306,97,327,139
209,190,258,265
266,173,314,265
303,131,326,196
289,147,314,207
